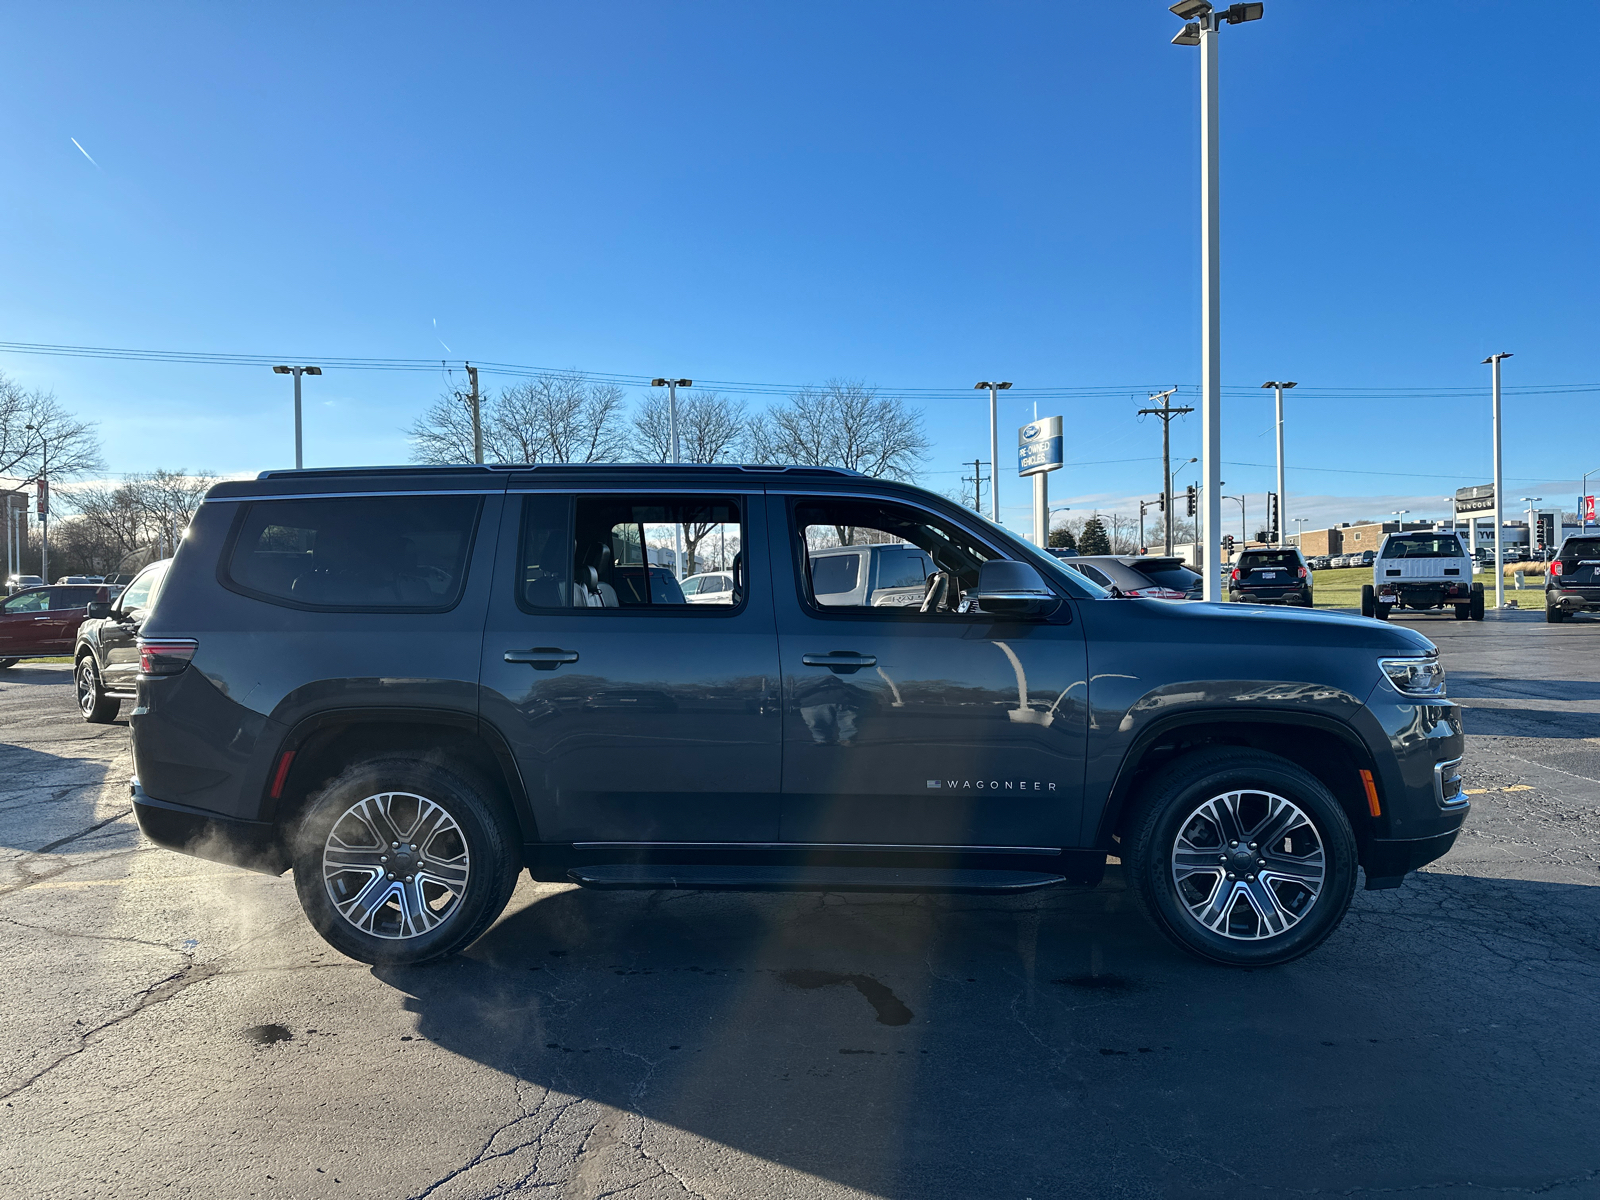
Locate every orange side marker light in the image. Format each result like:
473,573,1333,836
1359,769,1382,817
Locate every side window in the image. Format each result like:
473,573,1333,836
118,569,160,613
1074,563,1113,588
792,498,998,617
519,494,745,612
226,495,480,611
4,591,48,613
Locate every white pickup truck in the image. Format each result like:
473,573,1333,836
1361,531,1483,621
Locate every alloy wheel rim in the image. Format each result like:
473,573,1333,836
76,661,96,715
322,791,471,940
1170,788,1325,941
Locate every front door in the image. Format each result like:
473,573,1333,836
0,588,62,658
480,488,782,845
102,565,169,691
769,494,1089,850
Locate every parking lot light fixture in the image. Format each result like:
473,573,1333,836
1171,1,1266,594
650,378,694,578
273,365,323,470
1482,352,1512,607
975,382,1012,523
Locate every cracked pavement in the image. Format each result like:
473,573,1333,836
1,609,1597,1199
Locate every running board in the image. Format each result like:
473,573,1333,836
566,864,1068,894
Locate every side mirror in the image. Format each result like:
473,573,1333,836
975,560,1058,616
86,601,113,620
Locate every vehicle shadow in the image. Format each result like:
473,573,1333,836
0,739,125,855
375,868,1600,1198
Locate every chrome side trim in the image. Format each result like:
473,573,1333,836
569,841,1064,855
1434,756,1467,807
205,489,503,503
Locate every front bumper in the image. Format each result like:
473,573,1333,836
131,778,289,875
1362,827,1465,890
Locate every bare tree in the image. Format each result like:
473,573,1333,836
408,372,628,465
631,390,747,465
748,380,929,481
66,469,219,571
0,373,104,483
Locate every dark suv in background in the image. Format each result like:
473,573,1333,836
1065,555,1202,600
1229,548,1313,606
1546,534,1600,622
73,559,171,721
128,465,1467,969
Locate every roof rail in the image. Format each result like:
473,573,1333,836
257,462,866,480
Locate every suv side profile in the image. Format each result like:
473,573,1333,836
129,465,1467,970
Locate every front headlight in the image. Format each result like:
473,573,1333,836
1379,656,1446,698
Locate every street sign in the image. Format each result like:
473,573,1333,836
1017,416,1063,477
35,477,48,518
1585,495,1596,523
1454,484,1494,514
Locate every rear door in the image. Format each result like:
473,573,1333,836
769,492,1089,850
480,486,782,845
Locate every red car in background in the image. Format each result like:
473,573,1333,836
0,584,113,669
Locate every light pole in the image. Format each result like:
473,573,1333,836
1293,516,1308,546
1482,352,1512,608
1171,0,1264,597
1581,465,1600,530
1520,497,1542,559
975,382,1012,524
1261,381,1296,546
1223,493,1246,544
272,365,324,469
650,378,693,578
24,424,48,583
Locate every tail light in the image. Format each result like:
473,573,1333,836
1298,566,1308,579
1550,560,1562,576
138,638,198,676
1230,569,1241,582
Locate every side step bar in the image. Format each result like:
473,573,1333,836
566,864,1068,895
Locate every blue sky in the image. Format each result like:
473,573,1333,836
0,2,1594,539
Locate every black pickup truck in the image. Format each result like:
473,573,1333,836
126,464,1467,969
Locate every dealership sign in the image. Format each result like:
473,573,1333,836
1454,484,1494,515
1017,416,1063,477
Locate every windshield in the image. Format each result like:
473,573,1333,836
1381,534,1465,559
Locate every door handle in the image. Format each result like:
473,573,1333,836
505,648,580,671
801,652,877,674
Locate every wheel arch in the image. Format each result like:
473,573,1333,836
265,708,537,851
1098,712,1379,854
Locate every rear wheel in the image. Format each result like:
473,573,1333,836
1122,748,1359,967
1360,584,1374,618
1547,605,1567,623
1470,583,1485,621
1373,600,1390,620
75,656,120,723
291,755,521,966
0,657,16,670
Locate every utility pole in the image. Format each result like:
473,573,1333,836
963,460,991,513
1261,381,1296,545
1138,387,1194,556
272,365,324,469
975,382,1012,523
650,378,693,578
1483,352,1512,609
465,364,483,464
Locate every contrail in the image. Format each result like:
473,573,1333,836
433,318,451,354
70,137,99,167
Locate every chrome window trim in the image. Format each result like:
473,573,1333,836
205,488,504,504
570,841,1064,856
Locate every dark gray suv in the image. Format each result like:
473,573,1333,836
129,465,1468,968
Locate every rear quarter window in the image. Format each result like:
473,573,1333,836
1562,539,1600,559
224,495,481,611
812,554,861,595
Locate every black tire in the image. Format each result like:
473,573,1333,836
1122,748,1359,967
1454,605,1471,620
291,755,520,966
1470,583,1485,621
1360,584,1374,618
1373,601,1390,620
75,655,120,723
0,657,17,670
1547,605,1566,623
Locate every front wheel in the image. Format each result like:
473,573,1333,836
75,656,120,723
1122,748,1359,967
291,755,521,966
0,657,16,670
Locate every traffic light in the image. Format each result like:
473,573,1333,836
1185,483,1197,517
1223,534,1235,554
1157,492,1165,513
1267,492,1279,542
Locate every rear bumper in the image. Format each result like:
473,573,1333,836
1361,825,1465,890
1547,588,1600,611
1230,588,1311,604
131,778,289,875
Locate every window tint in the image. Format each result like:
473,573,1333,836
1562,538,1600,559
1381,535,1465,559
681,576,704,595
227,496,479,610
811,553,860,596
4,590,48,613
118,564,168,613
1135,563,1200,590
1239,551,1301,569
793,498,999,615
1073,563,1113,588
520,494,743,611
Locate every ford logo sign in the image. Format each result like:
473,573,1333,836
1021,424,1042,441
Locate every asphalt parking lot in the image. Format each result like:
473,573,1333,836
2,610,1597,1199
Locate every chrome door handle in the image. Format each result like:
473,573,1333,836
505,648,580,671
801,652,877,674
